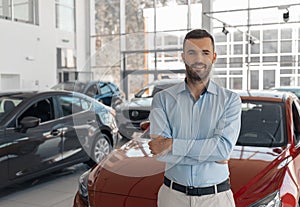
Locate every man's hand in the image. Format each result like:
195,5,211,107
148,135,173,155
215,160,228,164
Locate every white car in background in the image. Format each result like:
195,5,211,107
116,79,182,139
271,86,300,99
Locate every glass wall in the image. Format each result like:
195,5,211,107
56,48,77,82
211,0,300,90
55,0,75,32
0,0,11,20
0,0,38,24
91,0,300,98
92,0,202,98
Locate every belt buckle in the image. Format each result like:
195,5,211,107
186,186,194,195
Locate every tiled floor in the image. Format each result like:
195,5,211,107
0,137,129,207
0,164,89,207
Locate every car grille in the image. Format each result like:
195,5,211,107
123,110,150,121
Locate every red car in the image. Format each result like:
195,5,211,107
74,90,300,207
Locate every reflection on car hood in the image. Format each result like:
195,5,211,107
119,98,153,110
229,145,284,193
129,98,153,108
89,139,286,199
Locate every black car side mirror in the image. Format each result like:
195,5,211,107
20,116,40,132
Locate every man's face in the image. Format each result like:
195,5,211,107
181,37,217,83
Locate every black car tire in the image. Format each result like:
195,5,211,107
119,131,134,141
87,134,112,167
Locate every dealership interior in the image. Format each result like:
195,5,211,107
1,0,300,207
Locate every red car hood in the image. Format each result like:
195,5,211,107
89,139,288,200
229,146,286,195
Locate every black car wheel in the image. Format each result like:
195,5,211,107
119,130,134,140
92,134,112,164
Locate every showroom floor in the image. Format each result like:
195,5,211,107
0,164,88,207
0,137,129,207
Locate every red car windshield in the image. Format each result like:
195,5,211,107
238,101,286,147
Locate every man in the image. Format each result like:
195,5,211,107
148,29,241,207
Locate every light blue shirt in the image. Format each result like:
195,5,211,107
149,80,241,187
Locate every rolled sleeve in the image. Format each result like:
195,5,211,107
149,93,172,138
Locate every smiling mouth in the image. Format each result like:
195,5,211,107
191,64,206,70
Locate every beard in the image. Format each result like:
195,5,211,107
185,62,212,83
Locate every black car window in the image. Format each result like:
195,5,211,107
238,101,286,147
135,87,150,98
135,83,177,98
0,98,22,122
99,83,111,95
86,84,99,97
19,98,54,124
58,95,91,116
109,83,119,92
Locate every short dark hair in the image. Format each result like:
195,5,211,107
183,29,215,52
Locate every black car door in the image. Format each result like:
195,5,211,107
6,97,64,180
0,127,9,187
55,94,98,164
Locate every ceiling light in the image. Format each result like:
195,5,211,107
222,24,229,35
283,9,289,22
249,38,255,45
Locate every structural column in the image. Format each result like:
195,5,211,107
201,0,213,32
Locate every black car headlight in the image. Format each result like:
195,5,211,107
249,191,281,207
78,169,90,204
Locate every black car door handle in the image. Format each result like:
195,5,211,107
87,120,96,124
50,129,61,136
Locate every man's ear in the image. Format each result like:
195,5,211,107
181,52,185,62
212,52,217,64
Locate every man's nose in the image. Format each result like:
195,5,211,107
194,51,206,60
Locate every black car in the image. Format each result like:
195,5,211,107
0,90,119,189
51,81,125,108
116,79,182,139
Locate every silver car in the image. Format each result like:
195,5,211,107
116,79,182,139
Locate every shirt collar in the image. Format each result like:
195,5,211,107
177,78,218,95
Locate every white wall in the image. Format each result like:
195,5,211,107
0,0,89,90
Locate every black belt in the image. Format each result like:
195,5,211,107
164,176,231,196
